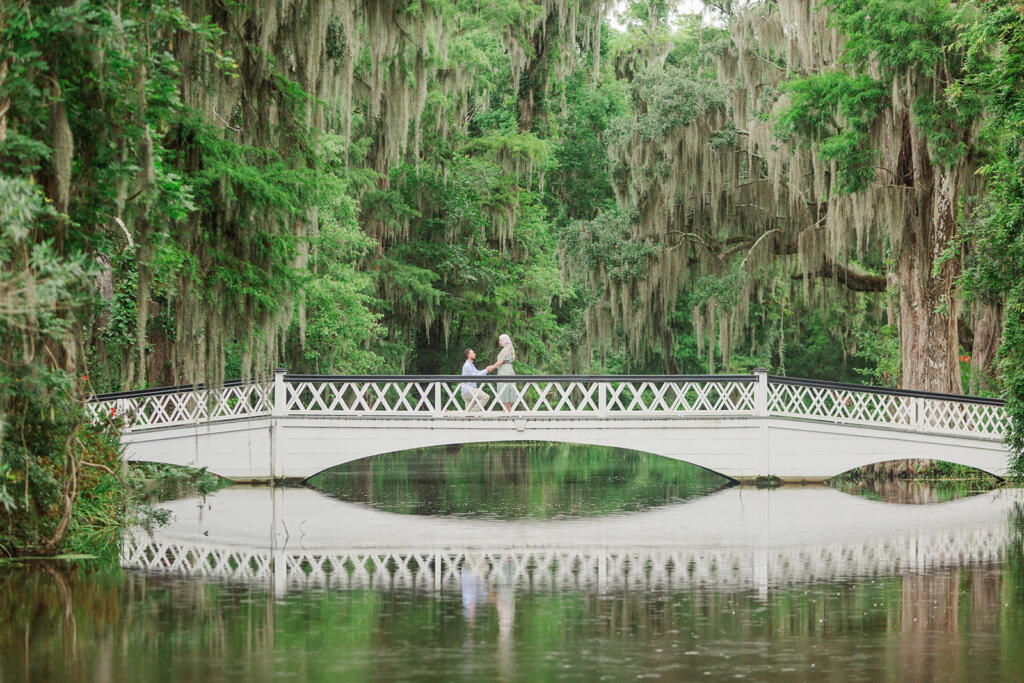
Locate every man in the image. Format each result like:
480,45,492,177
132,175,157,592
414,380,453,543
461,348,491,412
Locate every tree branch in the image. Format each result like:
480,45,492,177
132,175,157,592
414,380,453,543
792,261,887,292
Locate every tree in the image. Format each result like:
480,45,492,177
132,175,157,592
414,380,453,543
577,0,987,392
956,0,1024,472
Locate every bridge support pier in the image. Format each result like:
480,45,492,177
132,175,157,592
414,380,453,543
754,369,772,480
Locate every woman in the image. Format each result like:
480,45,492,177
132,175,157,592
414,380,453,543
486,334,517,412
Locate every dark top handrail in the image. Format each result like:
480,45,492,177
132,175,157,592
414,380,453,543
769,375,1006,406
87,374,758,401
90,378,254,401
282,373,758,383
87,373,1006,407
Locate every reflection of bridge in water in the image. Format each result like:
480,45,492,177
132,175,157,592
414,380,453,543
122,487,1021,595
123,528,1009,594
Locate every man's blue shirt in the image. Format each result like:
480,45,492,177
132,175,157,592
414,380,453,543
461,359,487,390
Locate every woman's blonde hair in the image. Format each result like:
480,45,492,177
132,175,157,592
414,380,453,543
499,334,514,359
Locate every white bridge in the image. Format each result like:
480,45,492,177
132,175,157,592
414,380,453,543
90,370,1011,482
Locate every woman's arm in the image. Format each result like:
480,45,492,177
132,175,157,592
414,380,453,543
489,347,512,371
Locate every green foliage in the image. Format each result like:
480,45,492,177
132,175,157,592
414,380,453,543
954,0,1024,475
287,197,384,374
463,133,555,178
852,322,902,388
777,72,886,140
124,463,228,501
776,0,981,195
912,96,979,169
0,173,106,557
549,70,628,220
776,72,886,194
9,0,1024,557
690,269,744,313
661,271,882,382
825,0,958,72
610,65,730,144
564,209,654,283
64,463,230,557
0,363,121,558
364,52,614,372
1003,297,1024,478
0,0,233,554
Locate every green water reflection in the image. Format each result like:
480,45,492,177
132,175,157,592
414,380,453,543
829,478,994,504
4,545,1024,681
4,446,1024,681
307,442,731,518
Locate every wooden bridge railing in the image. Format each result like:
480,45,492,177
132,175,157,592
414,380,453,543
87,371,1008,439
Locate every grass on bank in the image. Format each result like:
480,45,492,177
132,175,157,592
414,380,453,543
57,463,230,559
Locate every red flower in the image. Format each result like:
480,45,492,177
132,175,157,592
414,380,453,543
81,375,89,382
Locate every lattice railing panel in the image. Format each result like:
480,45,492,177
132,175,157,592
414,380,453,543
768,381,1007,437
605,381,755,413
768,383,914,426
91,375,1004,439
92,383,272,432
285,381,436,414
280,379,758,416
209,383,274,420
917,398,1008,436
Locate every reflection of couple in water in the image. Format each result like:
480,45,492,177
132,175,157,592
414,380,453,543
461,561,516,673
461,334,516,412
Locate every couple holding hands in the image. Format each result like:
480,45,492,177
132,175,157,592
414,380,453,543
461,334,516,412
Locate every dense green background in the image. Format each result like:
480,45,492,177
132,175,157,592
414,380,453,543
3,0,1024,554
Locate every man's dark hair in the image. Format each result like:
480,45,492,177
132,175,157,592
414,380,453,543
464,348,473,359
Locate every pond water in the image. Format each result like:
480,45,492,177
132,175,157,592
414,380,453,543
3,444,1024,681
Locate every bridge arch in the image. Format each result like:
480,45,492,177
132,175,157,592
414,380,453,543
299,435,742,484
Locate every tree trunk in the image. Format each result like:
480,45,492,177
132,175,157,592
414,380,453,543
897,168,962,393
517,85,535,133
516,14,558,134
0,59,9,144
969,303,1000,394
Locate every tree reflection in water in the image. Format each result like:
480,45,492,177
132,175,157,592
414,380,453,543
5,549,1024,681
308,442,731,519
3,451,1024,681
831,476,996,504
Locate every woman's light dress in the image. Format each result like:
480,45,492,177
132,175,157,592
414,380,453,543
496,345,516,404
